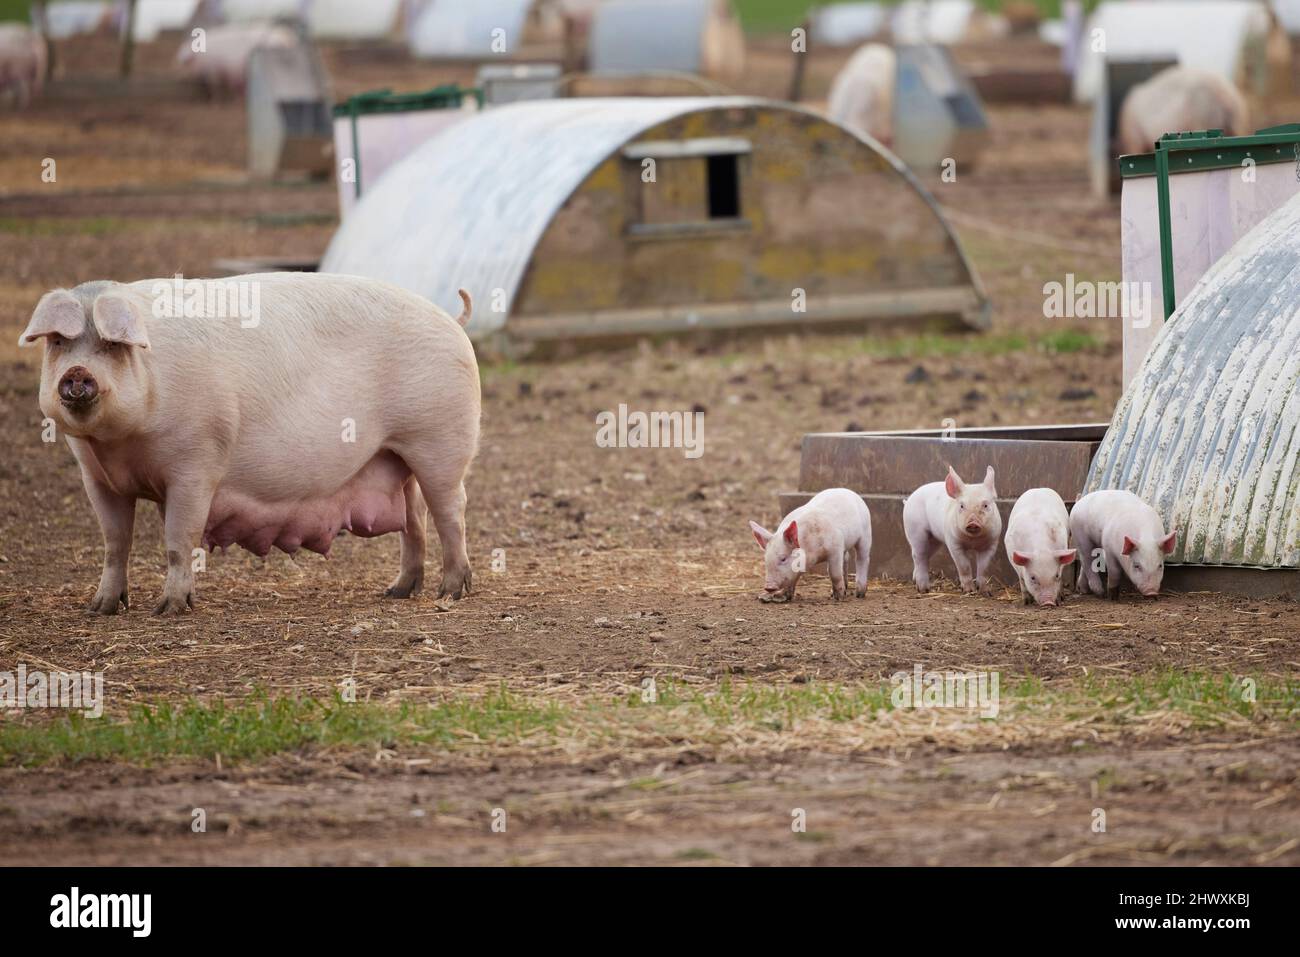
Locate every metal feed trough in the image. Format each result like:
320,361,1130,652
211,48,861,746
779,425,1106,588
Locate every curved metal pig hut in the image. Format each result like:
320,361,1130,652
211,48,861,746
321,97,989,348
1085,188,1300,597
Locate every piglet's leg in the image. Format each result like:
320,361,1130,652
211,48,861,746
84,475,136,615
974,547,997,595
153,478,216,615
828,545,847,600
951,546,976,593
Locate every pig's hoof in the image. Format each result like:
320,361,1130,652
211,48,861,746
87,590,128,615
385,569,424,599
152,591,194,616
437,568,472,601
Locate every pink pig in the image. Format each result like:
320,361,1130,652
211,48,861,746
20,273,480,615
1004,487,1076,607
1070,490,1176,600
904,466,1001,594
749,488,873,602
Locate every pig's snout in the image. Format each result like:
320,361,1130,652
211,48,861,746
58,366,98,408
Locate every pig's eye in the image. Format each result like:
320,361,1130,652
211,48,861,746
1133,562,1143,572
1030,575,1039,584
48,335,61,347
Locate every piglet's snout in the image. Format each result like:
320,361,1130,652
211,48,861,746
58,366,98,407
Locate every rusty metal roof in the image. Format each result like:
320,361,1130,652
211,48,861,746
319,96,983,339
1085,190,1300,567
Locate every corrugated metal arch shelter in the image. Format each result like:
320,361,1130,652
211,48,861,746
1085,189,1300,570
588,0,744,79
320,97,989,345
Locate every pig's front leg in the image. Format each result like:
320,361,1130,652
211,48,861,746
154,478,216,615
1074,530,1104,596
1105,549,1124,601
83,475,136,615
974,546,997,595
950,545,976,593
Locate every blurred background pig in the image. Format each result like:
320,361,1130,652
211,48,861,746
0,23,46,107
176,21,298,98
1118,66,1250,156
826,42,896,146
19,273,480,615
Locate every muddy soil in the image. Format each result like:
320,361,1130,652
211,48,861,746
0,33,1297,865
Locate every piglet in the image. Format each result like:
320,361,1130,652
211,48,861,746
1004,488,1076,607
749,488,872,602
1070,490,1176,600
904,466,1001,594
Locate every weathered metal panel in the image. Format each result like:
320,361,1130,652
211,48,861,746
799,434,1097,498
320,97,989,339
1086,189,1300,568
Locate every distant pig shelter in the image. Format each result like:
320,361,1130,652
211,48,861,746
321,97,989,351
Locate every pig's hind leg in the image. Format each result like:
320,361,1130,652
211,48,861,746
384,477,427,598
853,536,870,598
401,453,473,600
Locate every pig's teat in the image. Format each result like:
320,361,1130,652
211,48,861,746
58,366,98,407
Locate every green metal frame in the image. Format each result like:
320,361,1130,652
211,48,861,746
1118,125,1300,320
332,85,484,200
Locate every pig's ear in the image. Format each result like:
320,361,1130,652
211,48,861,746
749,521,773,549
1058,549,1078,566
18,290,84,346
983,466,996,497
1122,536,1138,556
944,466,964,499
783,520,799,549
92,293,151,350
1159,531,1177,555
1011,551,1030,566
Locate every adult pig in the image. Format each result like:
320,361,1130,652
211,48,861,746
20,273,480,615
1117,67,1249,156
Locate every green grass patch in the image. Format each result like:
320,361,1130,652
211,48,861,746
844,328,1102,360
1,671,1293,768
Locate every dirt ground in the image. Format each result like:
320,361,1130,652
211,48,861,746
0,33,1297,866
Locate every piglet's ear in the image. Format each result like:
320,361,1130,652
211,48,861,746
18,290,84,347
783,520,799,549
1011,551,1030,566
749,521,773,549
92,292,151,349
1122,536,1138,556
1160,531,1177,555
983,466,996,497
944,466,964,499
1058,549,1078,565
